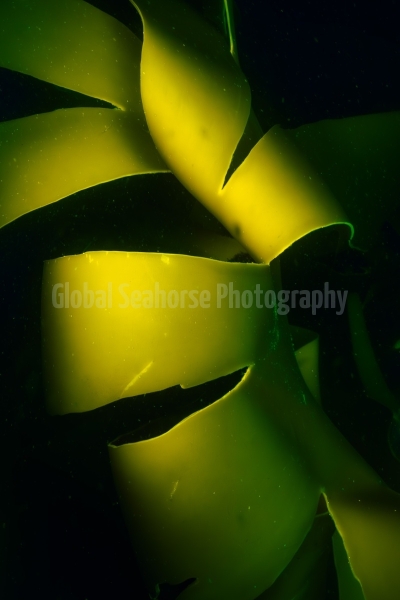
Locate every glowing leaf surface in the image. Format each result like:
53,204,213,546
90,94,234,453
0,0,143,110
42,252,273,414
0,109,167,228
289,112,400,250
109,367,321,600
133,0,349,263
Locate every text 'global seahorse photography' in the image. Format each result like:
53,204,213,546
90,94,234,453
50,279,348,315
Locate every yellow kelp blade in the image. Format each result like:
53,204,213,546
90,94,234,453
332,530,365,600
326,487,400,600
132,0,349,264
247,309,400,600
132,0,251,200
41,252,273,415
221,126,350,263
287,409,400,600
277,375,400,600
288,111,400,251
0,108,167,228
256,512,335,600
0,0,142,111
109,366,321,600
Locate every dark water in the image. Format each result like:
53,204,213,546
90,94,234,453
0,1,400,598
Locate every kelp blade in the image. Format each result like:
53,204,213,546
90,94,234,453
326,487,400,600
133,0,350,264
0,109,167,228
42,252,273,414
289,111,400,251
132,0,251,200
221,126,349,262
0,0,143,111
109,366,321,600
256,512,335,600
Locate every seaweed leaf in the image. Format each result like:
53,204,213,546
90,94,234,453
0,109,167,227
0,0,143,110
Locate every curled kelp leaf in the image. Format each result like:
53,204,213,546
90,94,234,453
0,0,168,228
220,125,349,263
0,0,143,111
131,0,251,199
132,0,349,264
256,511,335,600
41,258,400,597
108,317,400,600
288,112,400,251
326,486,400,600
9,2,400,598
109,366,321,600
41,252,273,414
1,0,398,262
0,109,167,228
249,305,400,600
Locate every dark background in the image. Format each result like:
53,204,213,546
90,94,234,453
1,0,400,598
